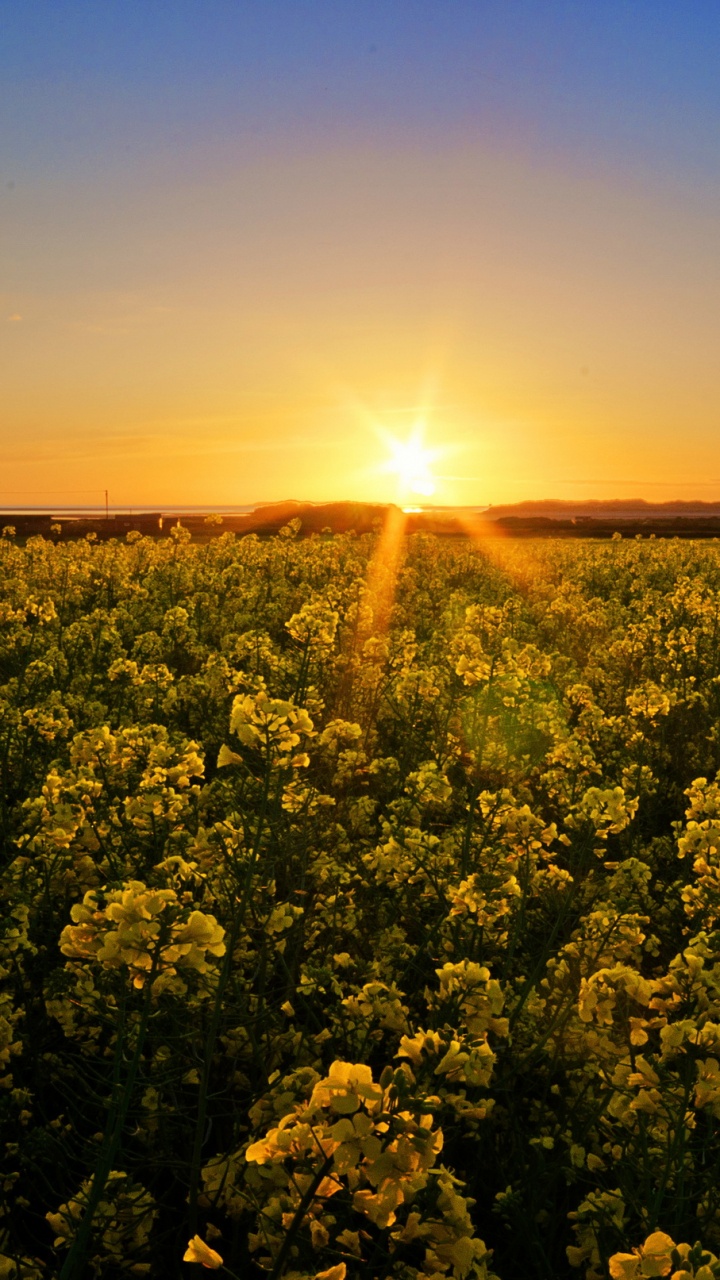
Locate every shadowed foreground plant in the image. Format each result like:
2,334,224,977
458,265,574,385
48,883,225,1279
204,1059,497,1280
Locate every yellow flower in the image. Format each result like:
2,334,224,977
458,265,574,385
183,1235,223,1268
608,1232,676,1279
608,1253,641,1279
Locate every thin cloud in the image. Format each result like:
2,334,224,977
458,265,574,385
0,430,347,468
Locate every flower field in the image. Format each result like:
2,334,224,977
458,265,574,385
5,521,720,1279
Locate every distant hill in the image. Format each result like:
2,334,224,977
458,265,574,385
484,499,720,520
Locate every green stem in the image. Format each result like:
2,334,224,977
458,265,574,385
187,765,271,1234
267,1152,335,1280
58,975,156,1280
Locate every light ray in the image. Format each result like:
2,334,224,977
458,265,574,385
456,507,507,554
340,505,408,719
358,505,408,640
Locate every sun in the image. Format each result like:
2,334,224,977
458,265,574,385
388,437,436,496
379,422,440,504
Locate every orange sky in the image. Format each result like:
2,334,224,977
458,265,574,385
3,7,720,507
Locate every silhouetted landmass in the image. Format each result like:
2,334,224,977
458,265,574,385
0,502,390,543
486,499,720,520
478,499,720,539
491,515,720,539
4,498,720,542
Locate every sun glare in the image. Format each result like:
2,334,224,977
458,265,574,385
378,423,441,505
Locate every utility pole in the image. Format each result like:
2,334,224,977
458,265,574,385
105,489,109,521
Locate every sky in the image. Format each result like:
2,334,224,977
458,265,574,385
2,1,720,507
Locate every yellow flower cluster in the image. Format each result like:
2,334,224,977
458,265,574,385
241,1059,495,1279
47,1171,156,1274
218,689,315,769
609,1231,720,1279
59,881,225,994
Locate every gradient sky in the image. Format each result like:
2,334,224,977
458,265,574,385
2,1,720,506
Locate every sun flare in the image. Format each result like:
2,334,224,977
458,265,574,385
378,422,442,505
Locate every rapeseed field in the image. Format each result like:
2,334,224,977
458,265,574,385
3,522,720,1279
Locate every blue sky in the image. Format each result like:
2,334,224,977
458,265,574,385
3,1,720,179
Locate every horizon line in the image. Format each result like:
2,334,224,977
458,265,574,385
7,496,720,516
